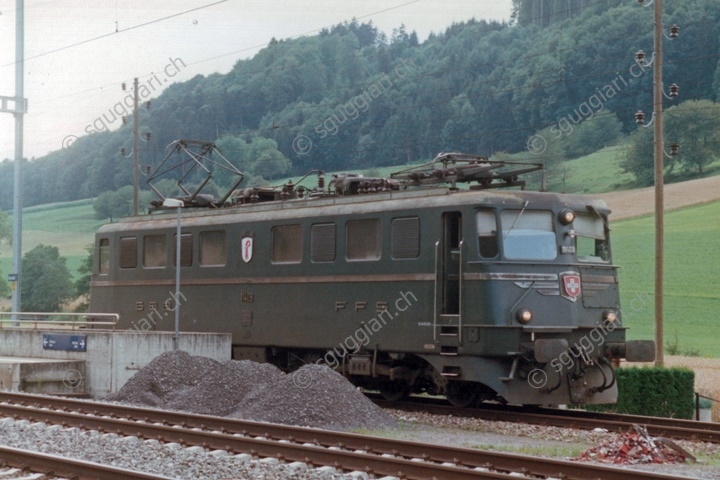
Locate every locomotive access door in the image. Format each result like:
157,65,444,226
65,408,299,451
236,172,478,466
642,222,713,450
436,211,463,347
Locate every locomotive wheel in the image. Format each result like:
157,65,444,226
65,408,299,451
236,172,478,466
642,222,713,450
378,380,409,402
446,382,478,408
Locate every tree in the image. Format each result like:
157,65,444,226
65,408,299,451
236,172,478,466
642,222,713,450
622,100,720,183
93,190,116,220
527,126,568,172
215,134,249,186
21,245,74,312
0,211,11,247
565,113,623,158
247,137,291,179
93,186,153,220
664,100,720,175
74,243,94,302
0,274,9,298
0,211,14,297
619,127,655,186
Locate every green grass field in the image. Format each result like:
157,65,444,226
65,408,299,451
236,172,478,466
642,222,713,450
0,199,102,282
614,202,720,357
545,145,636,193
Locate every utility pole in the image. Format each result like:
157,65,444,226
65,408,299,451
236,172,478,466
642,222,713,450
133,77,140,216
635,0,679,367
652,0,665,368
3,0,27,315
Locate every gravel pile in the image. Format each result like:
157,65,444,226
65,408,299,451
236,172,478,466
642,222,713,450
0,418,359,479
107,351,218,407
234,364,396,431
107,352,395,431
166,360,285,416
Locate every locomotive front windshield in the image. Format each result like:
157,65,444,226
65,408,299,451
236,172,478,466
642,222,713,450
477,209,610,262
500,210,557,260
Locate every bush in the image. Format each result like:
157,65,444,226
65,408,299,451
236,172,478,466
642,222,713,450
590,367,694,419
21,244,74,312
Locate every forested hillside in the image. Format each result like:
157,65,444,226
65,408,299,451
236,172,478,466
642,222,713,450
2,0,720,209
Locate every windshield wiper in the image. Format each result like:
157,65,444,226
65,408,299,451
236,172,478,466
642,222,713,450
503,200,529,240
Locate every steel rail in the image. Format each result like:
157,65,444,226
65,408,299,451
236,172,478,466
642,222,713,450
0,445,174,480
0,401,522,480
0,391,697,480
371,395,720,443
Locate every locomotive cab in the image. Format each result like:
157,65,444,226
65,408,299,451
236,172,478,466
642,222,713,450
412,196,655,406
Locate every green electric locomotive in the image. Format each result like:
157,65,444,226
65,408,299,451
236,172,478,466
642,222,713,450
89,144,655,406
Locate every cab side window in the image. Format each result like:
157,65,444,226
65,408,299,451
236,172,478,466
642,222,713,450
476,211,498,258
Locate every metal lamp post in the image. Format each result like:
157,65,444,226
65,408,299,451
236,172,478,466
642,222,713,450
162,198,184,350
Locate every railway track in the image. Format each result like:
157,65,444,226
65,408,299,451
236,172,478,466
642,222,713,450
372,395,720,443
0,446,173,479
0,391,699,480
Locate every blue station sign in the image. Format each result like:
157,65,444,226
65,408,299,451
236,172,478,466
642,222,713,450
42,334,87,352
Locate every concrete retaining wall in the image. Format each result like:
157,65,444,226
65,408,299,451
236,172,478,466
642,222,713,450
0,358,86,394
0,329,231,397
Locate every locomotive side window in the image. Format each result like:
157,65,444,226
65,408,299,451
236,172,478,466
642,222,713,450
476,211,498,258
346,219,381,261
144,235,167,268
272,224,303,263
391,217,420,259
173,233,193,267
311,223,336,263
500,210,556,260
119,236,138,269
574,213,609,262
98,238,110,274
200,231,226,266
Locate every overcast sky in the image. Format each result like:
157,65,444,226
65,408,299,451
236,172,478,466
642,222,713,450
0,0,512,161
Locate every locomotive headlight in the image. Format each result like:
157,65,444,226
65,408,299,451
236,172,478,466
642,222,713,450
603,310,618,323
559,209,575,225
517,309,533,323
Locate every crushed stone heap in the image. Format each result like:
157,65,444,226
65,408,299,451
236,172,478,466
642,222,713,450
106,351,219,407
106,351,396,431
233,363,396,431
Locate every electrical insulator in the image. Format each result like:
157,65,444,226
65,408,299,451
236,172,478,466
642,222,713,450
634,111,646,125
122,116,127,125
122,82,126,91
669,83,679,97
146,101,151,109
669,143,680,156
669,24,680,39
121,148,126,156
146,132,151,141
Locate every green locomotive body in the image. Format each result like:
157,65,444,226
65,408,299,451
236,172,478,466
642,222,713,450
89,151,654,406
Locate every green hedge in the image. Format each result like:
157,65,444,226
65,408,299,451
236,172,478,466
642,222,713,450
589,367,695,419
